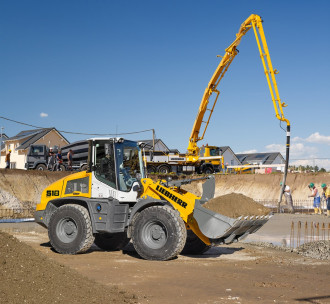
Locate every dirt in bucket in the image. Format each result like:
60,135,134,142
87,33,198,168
204,193,271,218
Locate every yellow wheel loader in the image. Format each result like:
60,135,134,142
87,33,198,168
35,138,270,260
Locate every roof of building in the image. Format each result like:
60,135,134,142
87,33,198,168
1,133,9,151
5,128,69,150
138,139,171,152
219,146,242,165
236,152,284,165
219,146,230,153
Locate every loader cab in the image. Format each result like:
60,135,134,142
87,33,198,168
89,138,145,201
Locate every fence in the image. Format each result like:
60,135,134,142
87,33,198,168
255,199,328,213
290,221,330,248
0,208,35,219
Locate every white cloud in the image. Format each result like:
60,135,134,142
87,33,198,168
305,132,330,145
265,142,318,158
291,132,330,145
40,112,48,118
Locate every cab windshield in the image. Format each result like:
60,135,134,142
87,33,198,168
115,141,145,192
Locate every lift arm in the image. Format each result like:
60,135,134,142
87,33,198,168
187,14,290,157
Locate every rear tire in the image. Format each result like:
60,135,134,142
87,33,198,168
132,206,186,260
36,164,47,171
157,165,171,174
181,230,211,255
48,204,95,254
94,232,130,251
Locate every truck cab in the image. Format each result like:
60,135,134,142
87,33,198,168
25,144,50,170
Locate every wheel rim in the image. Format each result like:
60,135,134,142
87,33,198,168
141,220,168,249
159,167,169,174
37,166,45,171
56,217,78,243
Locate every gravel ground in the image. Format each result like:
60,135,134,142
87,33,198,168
248,240,330,260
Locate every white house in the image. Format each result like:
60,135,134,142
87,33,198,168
219,146,242,167
0,128,69,169
236,152,285,173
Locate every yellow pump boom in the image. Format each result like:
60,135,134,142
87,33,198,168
187,14,290,155
187,14,291,205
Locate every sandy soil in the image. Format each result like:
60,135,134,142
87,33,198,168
1,218,329,304
204,193,270,217
0,231,137,304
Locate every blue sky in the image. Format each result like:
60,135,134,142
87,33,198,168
1,1,330,169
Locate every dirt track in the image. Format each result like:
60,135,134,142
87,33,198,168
1,216,329,304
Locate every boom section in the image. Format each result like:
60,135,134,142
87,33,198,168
187,14,290,156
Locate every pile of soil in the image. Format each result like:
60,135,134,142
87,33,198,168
204,193,271,218
0,231,138,303
0,169,72,209
295,240,330,260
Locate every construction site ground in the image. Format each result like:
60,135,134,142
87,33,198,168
1,214,329,304
1,170,330,303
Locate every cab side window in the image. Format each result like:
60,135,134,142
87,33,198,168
94,142,117,189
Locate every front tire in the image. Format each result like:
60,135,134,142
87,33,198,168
36,164,47,171
94,232,130,251
48,204,95,254
132,206,187,260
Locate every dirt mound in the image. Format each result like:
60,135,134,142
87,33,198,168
180,172,330,201
0,231,138,303
295,240,330,260
0,169,72,208
204,193,271,218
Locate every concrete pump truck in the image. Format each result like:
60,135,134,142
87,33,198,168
35,14,290,260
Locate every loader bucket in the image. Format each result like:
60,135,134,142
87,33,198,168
193,200,271,244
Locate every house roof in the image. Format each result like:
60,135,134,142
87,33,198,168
219,146,230,153
219,146,242,165
236,152,284,165
138,139,171,152
5,128,69,150
1,133,9,151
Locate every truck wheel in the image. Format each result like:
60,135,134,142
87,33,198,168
157,165,171,174
147,165,157,174
94,232,130,251
48,204,95,254
36,164,47,171
59,164,66,171
181,230,211,255
132,206,187,260
203,166,214,174
81,164,88,171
